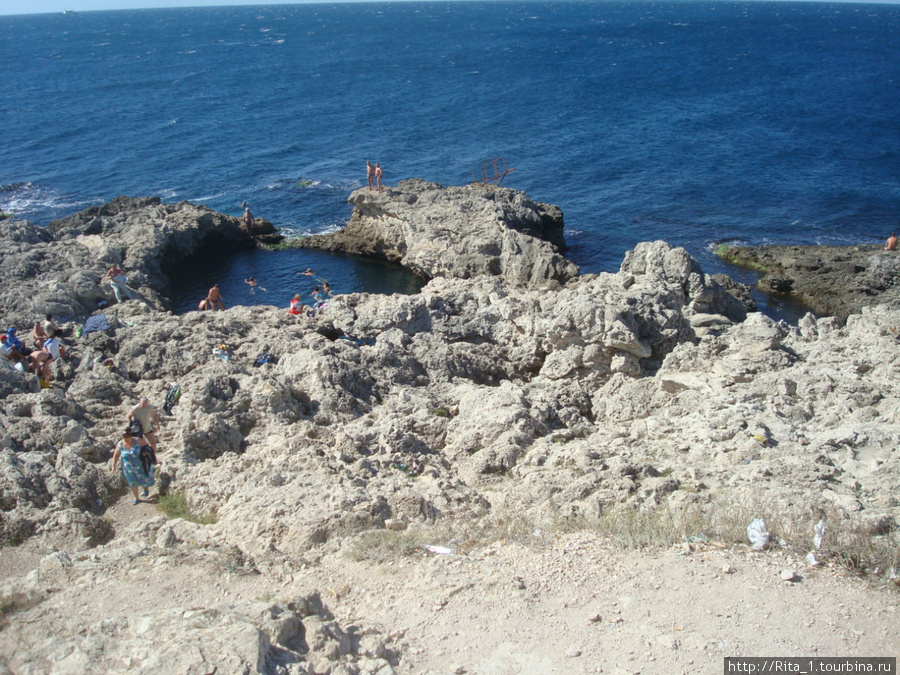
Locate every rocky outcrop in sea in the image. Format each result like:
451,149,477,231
717,243,900,319
295,179,579,289
1,185,898,673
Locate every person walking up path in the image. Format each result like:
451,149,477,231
110,428,155,504
127,397,161,452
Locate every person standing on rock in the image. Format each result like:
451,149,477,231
127,397,161,452
366,161,375,190
206,284,225,311
110,427,155,504
375,163,383,192
242,206,255,237
104,264,134,303
885,233,897,251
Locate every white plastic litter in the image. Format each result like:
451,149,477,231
806,552,819,566
813,519,826,550
423,545,454,555
747,519,770,550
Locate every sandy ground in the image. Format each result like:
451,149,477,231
1,494,898,675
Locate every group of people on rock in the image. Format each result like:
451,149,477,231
198,284,226,311
366,161,384,192
289,274,333,316
110,397,162,504
0,317,67,383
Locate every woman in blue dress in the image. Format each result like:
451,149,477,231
110,428,155,504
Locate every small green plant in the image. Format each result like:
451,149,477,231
429,406,452,418
156,491,217,525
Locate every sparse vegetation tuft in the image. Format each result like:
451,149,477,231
156,491,217,525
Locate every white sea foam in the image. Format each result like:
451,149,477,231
0,183,94,220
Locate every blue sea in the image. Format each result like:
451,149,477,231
2,1,899,315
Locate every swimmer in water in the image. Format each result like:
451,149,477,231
299,268,315,276
244,277,266,292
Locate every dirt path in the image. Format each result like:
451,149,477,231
2,504,898,675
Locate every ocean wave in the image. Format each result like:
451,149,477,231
0,183,95,221
194,191,228,202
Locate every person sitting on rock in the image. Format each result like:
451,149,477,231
206,284,225,311
127,397,161,452
105,264,135,303
32,320,48,349
43,314,58,338
44,335,67,362
885,233,898,251
5,328,30,356
289,294,304,315
0,334,25,364
110,427,155,504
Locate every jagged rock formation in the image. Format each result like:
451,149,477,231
295,178,580,289
717,243,900,319
0,197,270,323
2,189,898,673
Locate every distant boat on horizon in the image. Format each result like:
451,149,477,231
62,9,75,14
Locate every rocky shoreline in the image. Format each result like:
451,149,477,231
716,243,900,320
1,185,898,673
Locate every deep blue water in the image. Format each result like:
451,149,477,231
2,1,899,314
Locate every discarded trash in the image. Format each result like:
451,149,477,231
392,460,424,477
806,552,819,566
747,519,770,550
212,345,231,360
780,569,799,582
423,545,454,555
813,519,826,550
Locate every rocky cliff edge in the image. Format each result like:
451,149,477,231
295,178,580,289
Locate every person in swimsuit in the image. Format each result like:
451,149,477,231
206,284,225,311
366,161,375,190
242,206,255,237
32,320,48,349
375,163,383,192
885,233,898,251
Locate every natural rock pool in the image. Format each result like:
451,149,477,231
169,246,426,314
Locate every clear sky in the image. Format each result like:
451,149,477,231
0,0,382,17
1,0,898,16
